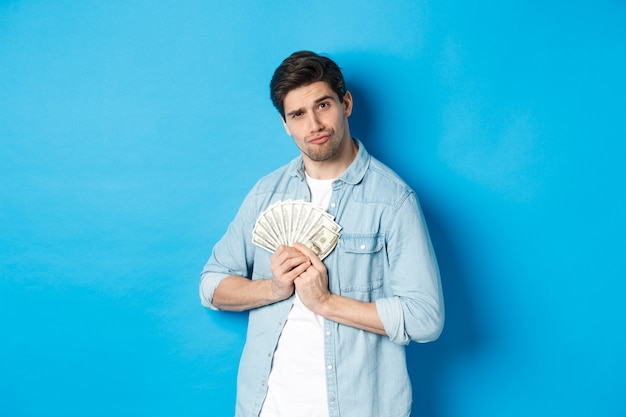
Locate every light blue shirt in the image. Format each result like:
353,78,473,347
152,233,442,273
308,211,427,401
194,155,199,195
200,139,444,417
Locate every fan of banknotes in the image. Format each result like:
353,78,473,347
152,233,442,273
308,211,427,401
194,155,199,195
252,200,342,260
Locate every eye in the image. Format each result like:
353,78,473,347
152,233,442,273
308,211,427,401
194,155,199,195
291,111,303,119
318,102,329,110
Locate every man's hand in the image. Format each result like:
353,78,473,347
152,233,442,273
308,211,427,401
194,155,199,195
270,245,312,301
211,245,311,311
292,243,387,336
292,242,332,313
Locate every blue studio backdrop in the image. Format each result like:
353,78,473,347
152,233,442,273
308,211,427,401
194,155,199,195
1,1,625,416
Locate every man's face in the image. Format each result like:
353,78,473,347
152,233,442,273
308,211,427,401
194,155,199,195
281,81,353,164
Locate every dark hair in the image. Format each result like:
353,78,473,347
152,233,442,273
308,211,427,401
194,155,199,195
270,51,347,119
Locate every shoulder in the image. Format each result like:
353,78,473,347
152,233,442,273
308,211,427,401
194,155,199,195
252,156,302,194
238,156,304,215
367,156,410,187
362,156,415,207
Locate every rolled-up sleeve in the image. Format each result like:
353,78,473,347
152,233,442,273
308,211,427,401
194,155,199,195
199,271,230,310
376,192,444,344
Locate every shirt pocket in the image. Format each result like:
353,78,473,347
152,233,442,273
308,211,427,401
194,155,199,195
336,234,385,301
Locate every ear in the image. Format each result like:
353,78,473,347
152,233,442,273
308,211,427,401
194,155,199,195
343,91,353,118
281,115,292,136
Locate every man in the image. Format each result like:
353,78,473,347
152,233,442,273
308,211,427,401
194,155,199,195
200,51,444,417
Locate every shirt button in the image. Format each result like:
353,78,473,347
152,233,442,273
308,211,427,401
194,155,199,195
329,395,336,402
327,364,333,370
360,244,366,250
330,202,336,208
326,331,331,336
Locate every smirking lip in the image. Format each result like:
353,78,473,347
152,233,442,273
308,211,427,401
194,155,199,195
308,134,330,145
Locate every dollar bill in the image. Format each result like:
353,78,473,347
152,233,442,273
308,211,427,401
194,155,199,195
252,200,341,259
302,224,340,260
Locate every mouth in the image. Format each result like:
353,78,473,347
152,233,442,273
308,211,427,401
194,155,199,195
308,133,330,145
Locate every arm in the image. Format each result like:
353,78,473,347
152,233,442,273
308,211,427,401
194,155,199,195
377,193,444,343
293,192,444,343
211,275,282,311
293,243,387,335
314,292,386,336
200,183,296,312
211,245,312,311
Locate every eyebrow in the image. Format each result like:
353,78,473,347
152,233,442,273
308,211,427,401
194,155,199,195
285,95,336,117
314,95,335,104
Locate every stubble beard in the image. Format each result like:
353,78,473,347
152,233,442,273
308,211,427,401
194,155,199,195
302,129,344,162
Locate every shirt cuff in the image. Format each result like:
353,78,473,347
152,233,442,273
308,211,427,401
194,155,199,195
375,297,410,345
199,272,229,310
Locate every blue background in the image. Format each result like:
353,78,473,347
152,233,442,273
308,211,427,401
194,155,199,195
1,1,625,416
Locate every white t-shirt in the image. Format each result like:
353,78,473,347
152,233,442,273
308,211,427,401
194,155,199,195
259,174,334,417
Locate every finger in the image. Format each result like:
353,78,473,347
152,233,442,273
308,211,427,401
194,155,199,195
272,245,291,261
290,259,312,277
278,260,311,287
282,255,310,272
272,247,300,270
293,242,324,268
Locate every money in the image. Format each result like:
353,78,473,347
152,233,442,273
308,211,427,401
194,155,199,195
252,200,341,260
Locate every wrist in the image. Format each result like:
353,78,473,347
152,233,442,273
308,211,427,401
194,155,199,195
315,292,335,317
268,278,293,304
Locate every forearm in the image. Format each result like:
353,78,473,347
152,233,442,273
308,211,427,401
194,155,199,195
212,275,283,312
317,294,387,336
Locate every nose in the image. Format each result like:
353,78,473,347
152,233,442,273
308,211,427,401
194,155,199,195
307,112,324,133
